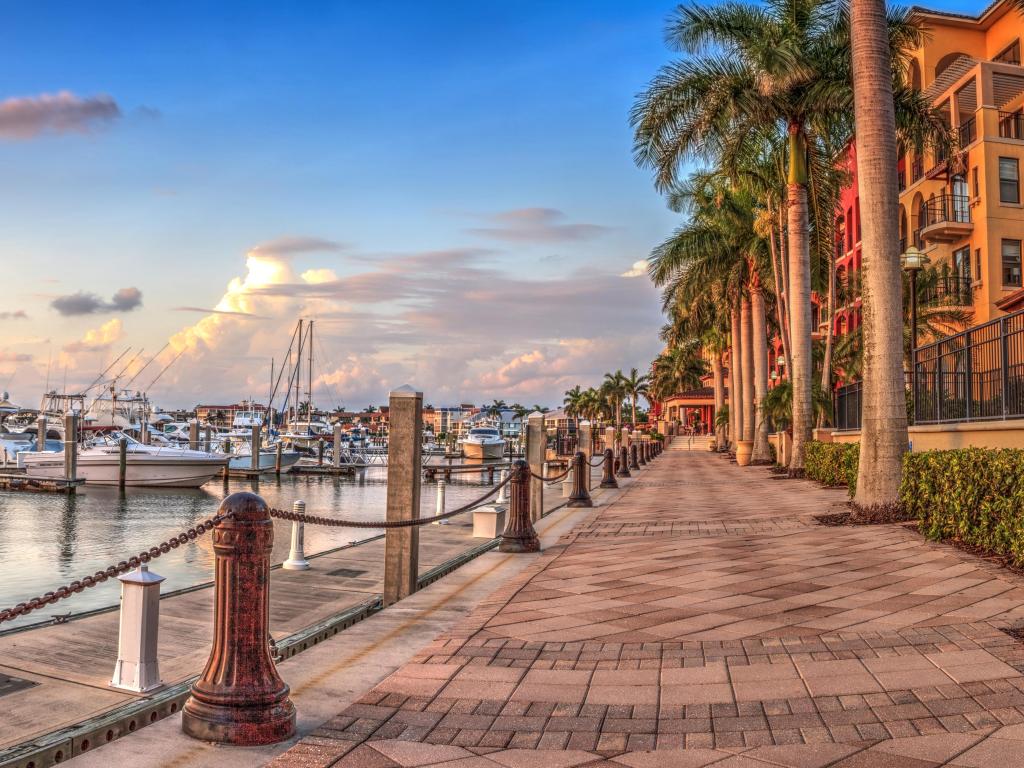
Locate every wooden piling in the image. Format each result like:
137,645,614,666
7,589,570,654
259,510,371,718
383,385,423,606
118,437,128,489
527,412,545,522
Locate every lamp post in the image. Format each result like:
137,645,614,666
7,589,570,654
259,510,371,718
901,245,930,423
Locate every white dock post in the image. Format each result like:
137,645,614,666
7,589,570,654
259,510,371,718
283,501,310,570
110,564,165,693
333,423,343,468
496,469,508,504
433,479,448,525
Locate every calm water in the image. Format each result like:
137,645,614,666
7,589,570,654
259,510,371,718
0,466,496,630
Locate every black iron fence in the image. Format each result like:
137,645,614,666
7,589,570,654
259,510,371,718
920,274,973,308
834,382,862,431
914,308,1024,424
922,193,971,227
999,110,1024,140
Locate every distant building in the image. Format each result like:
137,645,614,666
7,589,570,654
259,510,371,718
195,402,268,428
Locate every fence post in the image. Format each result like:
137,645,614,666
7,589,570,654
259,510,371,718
499,460,540,552
526,412,545,522
283,500,310,570
63,412,78,485
383,385,423,606
1002,317,1010,418
579,420,593,491
110,564,165,692
965,330,973,421
182,492,296,744
567,452,593,508
600,448,618,488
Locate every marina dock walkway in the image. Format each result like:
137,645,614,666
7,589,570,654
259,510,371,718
258,444,1024,767
0,474,592,760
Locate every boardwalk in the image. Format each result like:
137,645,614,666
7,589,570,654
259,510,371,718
272,444,1024,767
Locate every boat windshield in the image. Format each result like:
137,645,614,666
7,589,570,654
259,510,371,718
470,428,500,437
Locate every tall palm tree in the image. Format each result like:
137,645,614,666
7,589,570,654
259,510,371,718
601,371,627,427
632,0,943,474
622,368,651,426
563,386,584,429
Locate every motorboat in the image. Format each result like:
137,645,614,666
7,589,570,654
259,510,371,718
221,437,301,472
460,427,506,460
23,431,226,488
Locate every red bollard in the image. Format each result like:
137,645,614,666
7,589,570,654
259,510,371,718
499,460,540,552
182,492,296,745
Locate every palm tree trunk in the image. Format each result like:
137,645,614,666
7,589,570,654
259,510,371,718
730,302,744,447
778,209,794,375
768,216,794,376
751,279,772,462
787,122,813,475
712,352,725,450
819,243,837,428
741,295,755,443
631,396,637,426
851,0,908,509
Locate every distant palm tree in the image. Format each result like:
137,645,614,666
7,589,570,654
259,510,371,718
622,368,650,427
531,404,549,414
563,386,583,428
601,370,627,427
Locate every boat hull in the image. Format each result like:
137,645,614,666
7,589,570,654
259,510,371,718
227,450,301,472
462,441,505,460
23,453,226,488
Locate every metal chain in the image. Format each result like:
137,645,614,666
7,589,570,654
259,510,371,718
0,511,232,625
589,455,608,468
531,465,572,482
268,473,513,529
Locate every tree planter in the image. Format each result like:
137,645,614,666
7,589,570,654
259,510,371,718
736,440,754,466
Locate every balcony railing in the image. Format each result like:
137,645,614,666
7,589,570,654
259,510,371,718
898,167,906,192
958,117,977,148
922,193,971,226
999,111,1024,140
919,274,973,308
911,156,924,182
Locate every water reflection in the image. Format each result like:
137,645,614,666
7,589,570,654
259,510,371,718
0,466,493,630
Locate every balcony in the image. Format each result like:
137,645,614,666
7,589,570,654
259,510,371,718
958,117,977,148
911,156,924,183
919,273,974,308
999,110,1024,139
918,193,973,243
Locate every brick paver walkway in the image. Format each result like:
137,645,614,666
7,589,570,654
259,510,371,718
271,443,1024,767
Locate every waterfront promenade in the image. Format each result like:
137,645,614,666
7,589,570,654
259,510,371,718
261,444,1024,767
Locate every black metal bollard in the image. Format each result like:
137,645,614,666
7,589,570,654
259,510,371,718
567,452,593,508
629,443,640,470
182,492,296,745
499,460,540,552
638,441,647,466
616,446,631,478
600,448,618,489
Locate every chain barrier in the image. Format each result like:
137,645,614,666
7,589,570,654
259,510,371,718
531,465,572,483
268,472,513,529
0,511,233,625
588,454,608,468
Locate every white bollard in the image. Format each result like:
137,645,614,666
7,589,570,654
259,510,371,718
562,465,574,497
496,469,508,504
283,500,310,570
110,564,165,693
433,479,449,525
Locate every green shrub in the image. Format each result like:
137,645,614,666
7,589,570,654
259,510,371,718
902,448,1024,566
805,441,859,496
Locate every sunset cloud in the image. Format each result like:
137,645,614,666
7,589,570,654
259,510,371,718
621,260,648,278
62,318,124,353
0,310,28,320
51,287,142,316
466,208,610,243
0,91,121,140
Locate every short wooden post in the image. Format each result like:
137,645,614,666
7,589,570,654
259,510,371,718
317,438,325,466
567,452,592,508
36,416,47,451
189,420,200,451
118,437,128,489
283,501,310,570
579,420,593,491
333,423,343,468
110,564,165,692
499,460,540,552
63,412,78,484
182,492,296,745
275,441,282,475
526,411,545,522
204,425,212,453
600,448,618,488
251,425,261,472
383,385,423,606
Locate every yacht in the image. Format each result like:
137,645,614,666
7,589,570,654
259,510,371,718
460,427,506,460
222,436,301,472
23,431,226,488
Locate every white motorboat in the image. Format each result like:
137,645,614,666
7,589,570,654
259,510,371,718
23,432,226,488
460,427,506,460
223,438,301,472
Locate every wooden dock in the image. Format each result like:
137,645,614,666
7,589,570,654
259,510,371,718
0,472,84,493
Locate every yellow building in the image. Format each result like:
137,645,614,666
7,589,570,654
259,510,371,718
901,0,1024,321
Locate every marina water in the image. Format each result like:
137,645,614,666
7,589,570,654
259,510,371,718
0,466,494,630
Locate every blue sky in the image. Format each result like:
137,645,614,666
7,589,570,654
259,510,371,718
0,0,984,408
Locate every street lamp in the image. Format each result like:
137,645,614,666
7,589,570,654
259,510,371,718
900,245,930,351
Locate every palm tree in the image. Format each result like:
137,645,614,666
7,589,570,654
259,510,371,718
601,371,627,427
485,399,507,419
563,386,584,429
622,368,650,426
632,0,943,474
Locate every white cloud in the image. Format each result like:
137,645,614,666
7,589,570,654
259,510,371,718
621,260,648,278
62,318,124,354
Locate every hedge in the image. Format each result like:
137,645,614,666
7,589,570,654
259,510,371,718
902,448,1024,566
805,441,859,497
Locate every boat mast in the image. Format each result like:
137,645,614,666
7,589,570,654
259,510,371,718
307,320,314,424
295,319,304,431
268,357,274,436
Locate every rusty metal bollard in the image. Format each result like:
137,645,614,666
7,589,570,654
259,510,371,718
600,448,618,488
616,446,631,478
629,443,640,470
567,452,593,508
499,460,540,552
182,492,296,745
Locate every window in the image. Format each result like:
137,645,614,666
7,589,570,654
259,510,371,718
855,199,862,242
976,248,982,281
1000,157,1020,203
996,39,1021,65
954,246,970,281
972,166,979,198
1002,239,1022,287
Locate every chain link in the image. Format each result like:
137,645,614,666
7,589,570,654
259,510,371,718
0,512,232,625
531,465,572,482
